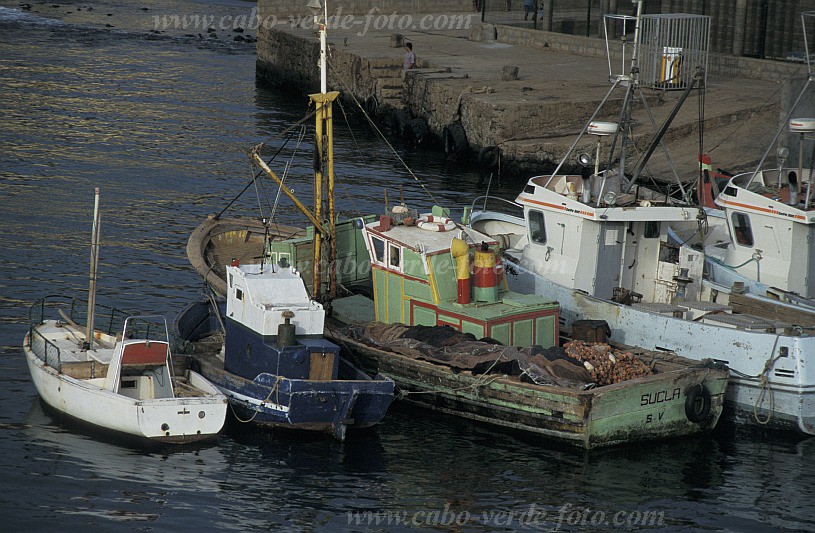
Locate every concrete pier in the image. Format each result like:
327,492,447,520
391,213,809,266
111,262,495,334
257,7,809,178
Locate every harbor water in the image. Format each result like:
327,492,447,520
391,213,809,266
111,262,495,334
1,1,813,530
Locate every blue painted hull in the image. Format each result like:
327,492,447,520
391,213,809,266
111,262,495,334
174,297,394,440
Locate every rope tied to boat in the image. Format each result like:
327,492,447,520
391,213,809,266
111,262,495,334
230,375,283,424
753,350,784,426
707,253,761,271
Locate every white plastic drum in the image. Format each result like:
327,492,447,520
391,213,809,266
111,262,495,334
587,121,619,136
790,118,815,133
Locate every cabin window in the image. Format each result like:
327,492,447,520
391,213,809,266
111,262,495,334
371,237,386,265
389,243,401,270
732,212,754,247
228,273,233,288
236,288,243,301
644,221,661,239
524,184,535,194
277,253,290,268
723,186,738,197
529,210,547,244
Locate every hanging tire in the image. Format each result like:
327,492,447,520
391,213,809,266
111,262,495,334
477,145,500,169
364,95,378,116
684,383,712,423
407,117,430,146
443,122,468,158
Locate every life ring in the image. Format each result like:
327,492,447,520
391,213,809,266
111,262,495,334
417,215,456,232
684,383,712,423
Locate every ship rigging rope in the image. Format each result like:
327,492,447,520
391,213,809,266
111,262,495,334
270,126,307,223
753,340,783,425
697,73,706,190
706,253,760,270
216,109,318,220
705,78,788,156
325,52,446,210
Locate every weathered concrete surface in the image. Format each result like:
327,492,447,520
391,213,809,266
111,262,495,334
257,0,474,18
257,11,807,179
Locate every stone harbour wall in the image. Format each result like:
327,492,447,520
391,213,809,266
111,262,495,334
256,15,798,176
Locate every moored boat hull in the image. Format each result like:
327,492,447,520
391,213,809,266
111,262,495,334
328,328,728,449
24,331,227,444
191,351,394,440
175,294,395,441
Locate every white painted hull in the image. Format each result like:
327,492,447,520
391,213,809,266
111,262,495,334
24,333,227,443
502,259,815,434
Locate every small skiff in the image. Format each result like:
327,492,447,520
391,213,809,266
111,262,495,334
23,296,228,444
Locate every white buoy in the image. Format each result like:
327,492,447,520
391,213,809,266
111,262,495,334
790,118,815,133
587,121,619,136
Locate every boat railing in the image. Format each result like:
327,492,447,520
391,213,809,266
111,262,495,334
121,315,172,345
468,195,524,218
27,295,132,370
28,323,62,371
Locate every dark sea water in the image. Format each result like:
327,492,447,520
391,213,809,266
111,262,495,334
1,2,814,531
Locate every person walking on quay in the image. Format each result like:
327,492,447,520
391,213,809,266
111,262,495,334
404,42,416,71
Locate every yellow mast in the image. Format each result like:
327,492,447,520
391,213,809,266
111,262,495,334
308,0,338,302
310,91,339,301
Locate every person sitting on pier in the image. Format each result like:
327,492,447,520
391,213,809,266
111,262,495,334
404,42,415,71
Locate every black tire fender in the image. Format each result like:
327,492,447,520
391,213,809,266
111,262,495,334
443,122,468,157
364,95,378,116
477,145,500,169
684,383,712,423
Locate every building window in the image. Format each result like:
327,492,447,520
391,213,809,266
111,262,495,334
371,237,386,264
389,243,401,270
732,212,754,247
529,210,547,244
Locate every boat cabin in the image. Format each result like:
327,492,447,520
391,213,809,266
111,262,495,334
361,208,559,348
515,174,705,306
224,263,340,381
710,167,815,298
102,316,176,400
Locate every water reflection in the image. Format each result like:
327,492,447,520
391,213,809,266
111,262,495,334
2,2,815,531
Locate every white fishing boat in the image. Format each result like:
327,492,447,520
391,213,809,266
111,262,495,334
24,302,228,444
674,12,815,321
467,6,815,433
23,189,227,444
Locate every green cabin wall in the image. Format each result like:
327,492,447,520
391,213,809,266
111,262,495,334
268,216,375,295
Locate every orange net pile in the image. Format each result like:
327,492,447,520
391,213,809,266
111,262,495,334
564,340,653,386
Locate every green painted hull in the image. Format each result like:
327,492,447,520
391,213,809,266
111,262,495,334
327,325,728,449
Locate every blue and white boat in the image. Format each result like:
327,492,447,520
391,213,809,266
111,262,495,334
175,262,394,440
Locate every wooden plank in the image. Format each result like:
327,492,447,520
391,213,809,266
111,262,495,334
309,352,335,380
61,361,108,380
728,293,815,328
